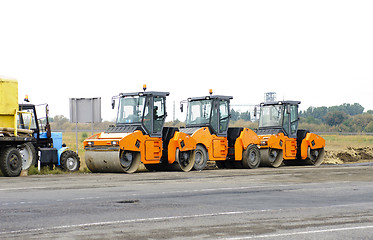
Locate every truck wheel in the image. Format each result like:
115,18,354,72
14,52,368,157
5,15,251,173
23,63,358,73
60,150,80,172
19,143,37,170
242,144,260,169
193,145,208,171
0,147,22,177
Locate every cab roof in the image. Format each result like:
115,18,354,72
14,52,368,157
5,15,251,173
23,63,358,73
260,100,301,106
119,91,170,97
188,95,233,101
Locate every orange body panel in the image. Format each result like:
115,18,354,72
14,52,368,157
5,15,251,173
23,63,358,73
84,130,163,164
190,127,227,161
145,139,162,162
167,131,196,164
234,128,260,161
284,139,297,159
258,134,297,160
300,133,326,160
258,132,325,160
84,129,197,165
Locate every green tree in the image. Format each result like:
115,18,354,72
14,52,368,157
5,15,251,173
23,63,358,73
365,121,373,132
324,111,348,126
230,109,240,121
329,103,364,116
240,111,251,121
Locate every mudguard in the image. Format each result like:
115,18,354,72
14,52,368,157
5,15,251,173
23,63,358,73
57,147,69,165
168,131,196,164
234,128,260,161
300,133,325,160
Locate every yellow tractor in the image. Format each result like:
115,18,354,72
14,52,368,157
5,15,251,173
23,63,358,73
180,90,261,170
256,101,325,167
83,87,196,173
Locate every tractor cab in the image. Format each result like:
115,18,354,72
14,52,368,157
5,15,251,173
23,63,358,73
258,101,300,138
18,103,53,148
18,103,80,171
112,91,169,138
182,91,232,137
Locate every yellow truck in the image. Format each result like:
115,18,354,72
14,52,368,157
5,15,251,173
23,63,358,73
0,76,34,177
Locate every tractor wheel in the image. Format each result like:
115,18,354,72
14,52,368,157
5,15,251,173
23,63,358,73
242,144,261,169
60,150,81,172
193,145,208,171
0,147,22,177
19,142,37,170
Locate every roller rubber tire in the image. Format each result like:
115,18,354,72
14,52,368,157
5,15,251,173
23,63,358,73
242,144,261,169
193,145,208,171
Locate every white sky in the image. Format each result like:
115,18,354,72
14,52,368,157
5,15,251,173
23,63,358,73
1,0,372,121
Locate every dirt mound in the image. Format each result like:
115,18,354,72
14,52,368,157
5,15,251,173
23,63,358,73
324,147,373,164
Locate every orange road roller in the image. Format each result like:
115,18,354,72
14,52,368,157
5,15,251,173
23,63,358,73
180,90,261,170
83,88,196,173
256,101,325,167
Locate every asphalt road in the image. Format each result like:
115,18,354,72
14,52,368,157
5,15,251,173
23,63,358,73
1,164,373,239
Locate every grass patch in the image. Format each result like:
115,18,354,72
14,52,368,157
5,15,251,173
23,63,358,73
321,134,373,151
27,166,91,175
28,166,66,175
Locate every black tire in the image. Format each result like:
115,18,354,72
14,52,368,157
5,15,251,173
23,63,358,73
60,150,80,172
242,144,260,169
0,147,22,177
19,142,37,170
193,145,208,171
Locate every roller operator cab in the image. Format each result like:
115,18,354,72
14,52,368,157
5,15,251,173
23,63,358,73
83,89,196,173
181,91,260,170
256,101,325,167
